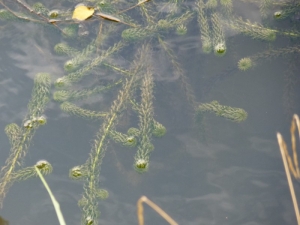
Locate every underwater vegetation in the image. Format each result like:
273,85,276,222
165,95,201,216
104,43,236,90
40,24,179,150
0,0,299,224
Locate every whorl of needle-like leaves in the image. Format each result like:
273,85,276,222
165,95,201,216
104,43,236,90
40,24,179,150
127,127,140,136
122,11,193,42
134,65,156,171
10,160,52,182
205,0,218,9
35,160,53,175
69,165,88,180
259,0,272,18
0,9,17,21
27,73,51,118
152,121,166,137
197,101,248,122
62,24,78,39
196,0,212,53
5,123,21,148
176,24,187,36
64,41,97,72
273,2,300,20
227,17,276,41
211,13,226,56
121,27,154,42
240,46,300,70
53,80,122,103
109,130,137,147
158,36,197,109
220,0,233,17
60,102,106,120
54,43,79,56
79,45,148,224
55,41,125,87
134,158,149,173
95,189,109,200
238,57,252,71
32,2,49,16
0,73,51,207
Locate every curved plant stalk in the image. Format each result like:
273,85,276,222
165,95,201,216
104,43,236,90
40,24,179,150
35,165,66,225
277,114,300,225
137,196,178,225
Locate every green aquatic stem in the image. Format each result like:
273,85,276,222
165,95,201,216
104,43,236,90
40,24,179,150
138,0,156,24
32,2,49,16
121,11,193,42
102,62,131,76
55,41,126,87
54,43,80,56
109,129,137,147
273,2,300,20
11,160,53,182
243,45,300,67
196,0,212,53
197,100,248,122
220,0,233,17
226,17,277,41
5,123,22,151
78,45,148,225
211,13,226,56
158,36,197,110
259,0,272,18
134,64,154,172
226,16,300,40
205,0,218,9
0,73,51,207
53,79,122,102
152,121,167,138
35,165,66,225
28,73,51,117
60,102,107,120
64,40,97,72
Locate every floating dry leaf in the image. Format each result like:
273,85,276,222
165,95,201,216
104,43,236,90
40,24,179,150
72,5,94,21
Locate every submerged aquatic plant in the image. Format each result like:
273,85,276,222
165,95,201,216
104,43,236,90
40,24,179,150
0,0,299,223
0,73,51,206
197,101,248,123
238,57,252,71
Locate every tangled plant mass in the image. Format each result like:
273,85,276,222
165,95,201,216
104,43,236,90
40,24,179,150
0,0,299,224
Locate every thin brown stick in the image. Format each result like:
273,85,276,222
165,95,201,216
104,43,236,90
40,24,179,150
291,115,300,176
277,132,300,225
118,0,151,14
137,196,178,225
94,13,136,27
0,0,66,34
